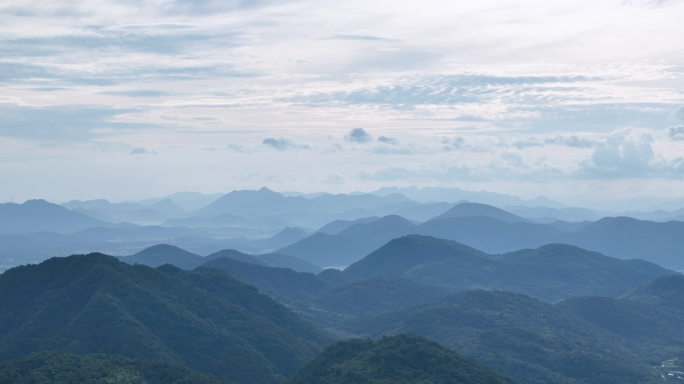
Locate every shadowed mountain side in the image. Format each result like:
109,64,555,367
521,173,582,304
256,253,322,274
206,249,269,266
276,232,395,268
619,274,684,310
338,291,661,384
390,201,458,222
429,202,532,223
280,213,562,267
311,276,448,315
506,206,601,222
282,209,684,270
415,216,564,254
0,351,234,384
548,220,592,231
343,236,673,302
202,257,329,297
0,200,110,234
557,217,684,269
315,217,379,235
343,235,486,279
555,296,684,345
262,227,309,248
277,215,414,267
0,254,333,384
162,213,250,228
286,334,516,384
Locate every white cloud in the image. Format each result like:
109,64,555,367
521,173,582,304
577,130,683,178
669,126,684,141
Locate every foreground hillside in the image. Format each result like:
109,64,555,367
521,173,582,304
286,334,516,384
0,254,333,383
339,290,666,384
0,351,233,384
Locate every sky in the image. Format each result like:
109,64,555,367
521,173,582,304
1,0,684,205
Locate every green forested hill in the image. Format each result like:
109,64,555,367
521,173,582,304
202,256,329,297
620,274,684,310
311,275,448,315
338,290,662,384
286,334,517,384
0,351,233,384
0,253,334,383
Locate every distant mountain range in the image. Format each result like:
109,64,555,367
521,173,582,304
370,186,565,207
0,200,112,234
5,186,684,277
119,244,320,273
278,203,684,270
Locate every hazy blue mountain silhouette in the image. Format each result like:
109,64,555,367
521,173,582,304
0,200,109,234
161,213,251,228
193,188,310,217
315,217,379,235
389,201,457,222
280,203,684,269
371,186,564,208
137,191,224,212
429,202,532,223
277,216,414,267
263,227,308,247
557,217,684,269
62,198,185,225
257,253,322,273
505,205,601,222
280,213,560,267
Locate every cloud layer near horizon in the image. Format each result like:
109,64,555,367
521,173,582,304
1,0,684,202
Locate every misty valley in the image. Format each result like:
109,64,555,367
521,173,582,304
0,187,683,384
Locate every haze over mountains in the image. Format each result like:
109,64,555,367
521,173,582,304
2,186,684,384
2,187,684,274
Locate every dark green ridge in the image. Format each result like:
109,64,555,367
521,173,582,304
338,290,663,384
286,334,517,384
0,253,334,384
0,351,234,384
